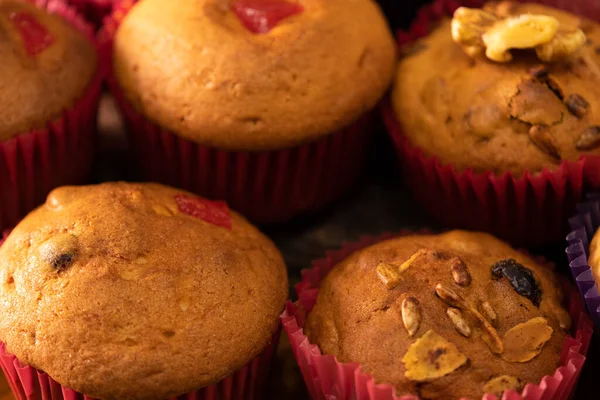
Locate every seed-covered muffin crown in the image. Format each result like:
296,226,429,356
305,231,570,399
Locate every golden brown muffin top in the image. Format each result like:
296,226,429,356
392,2,600,176
0,182,288,400
112,0,396,151
0,0,97,141
306,231,570,399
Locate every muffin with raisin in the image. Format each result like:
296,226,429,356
386,0,600,245
104,0,396,223
0,182,287,399
0,0,102,230
303,231,578,399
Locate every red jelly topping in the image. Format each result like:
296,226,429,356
9,12,54,56
175,194,232,230
231,0,303,34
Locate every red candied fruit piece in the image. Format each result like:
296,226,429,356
231,0,303,34
9,12,55,56
175,194,232,230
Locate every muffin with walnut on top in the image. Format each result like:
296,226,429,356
306,231,574,399
386,1,600,245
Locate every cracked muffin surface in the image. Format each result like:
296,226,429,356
392,2,600,175
305,231,570,399
113,0,396,151
0,182,288,400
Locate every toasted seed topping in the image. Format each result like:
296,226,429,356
435,284,504,354
376,263,402,289
528,125,561,160
402,297,422,338
450,257,471,287
576,126,600,150
565,94,590,118
479,300,499,327
398,249,428,274
447,307,472,337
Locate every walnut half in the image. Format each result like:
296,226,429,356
451,7,586,63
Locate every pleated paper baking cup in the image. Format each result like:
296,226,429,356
99,0,374,224
383,0,600,247
567,194,600,328
0,0,104,231
60,0,114,27
0,329,279,400
282,232,593,400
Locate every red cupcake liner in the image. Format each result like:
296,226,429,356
61,0,114,28
281,232,593,400
0,328,279,400
99,0,374,224
0,0,104,231
383,0,600,247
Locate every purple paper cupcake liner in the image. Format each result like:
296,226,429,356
567,193,600,327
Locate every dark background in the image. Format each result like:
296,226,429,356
90,0,596,398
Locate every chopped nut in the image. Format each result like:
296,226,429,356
537,29,587,62
529,125,561,160
398,249,427,274
447,308,471,337
576,126,600,150
402,330,468,382
479,301,499,327
484,375,523,397
38,234,78,271
484,14,560,62
435,284,462,307
402,297,422,337
481,327,505,354
452,7,586,63
450,257,471,287
376,263,402,289
565,94,590,118
501,317,553,362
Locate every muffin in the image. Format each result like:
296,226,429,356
0,182,288,399
0,0,102,230
568,195,600,328
104,0,396,223
384,0,600,246
284,231,591,400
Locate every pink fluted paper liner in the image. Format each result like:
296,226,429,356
99,0,374,224
383,0,600,247
282,232,593,400
0,0,104,231
0,329,280,400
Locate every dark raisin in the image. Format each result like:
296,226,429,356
491,259,542,307
51,252,75,270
